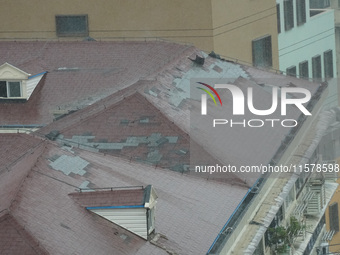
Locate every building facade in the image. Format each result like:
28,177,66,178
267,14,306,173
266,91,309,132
276,0,337,108
0,0,279,69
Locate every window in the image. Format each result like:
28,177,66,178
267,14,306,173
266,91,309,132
299,61,309,79
252,35,272,67
312,55,322,81
329,203,339,232
296,0,306,26
56,15,88,37
277,4,281,34
0,81,22,98
286,66,297,77
310,0,330,8
324,50,334,79
284,0,294,31
338,0,340,8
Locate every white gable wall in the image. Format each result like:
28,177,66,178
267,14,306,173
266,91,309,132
90,207,148,239
26,73,45,99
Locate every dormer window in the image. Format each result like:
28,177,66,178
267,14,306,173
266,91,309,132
0,81,22,98
0,63,46,101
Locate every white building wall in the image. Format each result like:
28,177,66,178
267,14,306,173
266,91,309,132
277,0,337,108
26,73,44,99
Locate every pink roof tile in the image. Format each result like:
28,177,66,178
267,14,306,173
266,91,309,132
0,41,192,125
0,213,48,255
0,134,43,215
69,188,145,208
9,142,248,255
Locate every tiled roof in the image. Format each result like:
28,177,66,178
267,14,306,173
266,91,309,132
32,41,323,186
0,40,326,254
0,133,42,170
8,141,249,255
69,188,145,208
0,213,48,255
0,41,192,125
0,134,43,216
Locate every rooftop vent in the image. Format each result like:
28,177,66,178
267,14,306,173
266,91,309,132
189,55,205,65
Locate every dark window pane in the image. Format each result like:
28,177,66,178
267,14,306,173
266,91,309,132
286,66,297,77
277,4,281,33
284,0,294,31
324,50,334,79
252,36,272,68
0,81,7,97
312,55,322,81
299,61,309,79
56,15,88,37
310,0,330,8
8,82,21,97
329,203,339,232
296,0,306,26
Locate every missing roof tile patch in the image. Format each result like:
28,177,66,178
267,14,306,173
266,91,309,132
49,155,89,176
175,149,188,155
155,137,168,146
139,117,149,123
146,149,162,163
213,65,223,73
171,164,190,173
120,119,130,125
79,180,94,191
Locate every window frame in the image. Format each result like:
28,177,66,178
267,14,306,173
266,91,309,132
286,65,297,77
252,35,273,68
329,202,339,232
277,4,281,34
296,0,306,26
284,0,294,31
324,49,334,79
56,14,89,37
0,80,22,98
312,55,322,81
299,60,309,79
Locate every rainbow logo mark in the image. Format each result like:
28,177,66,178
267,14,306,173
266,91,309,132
196,82,222,115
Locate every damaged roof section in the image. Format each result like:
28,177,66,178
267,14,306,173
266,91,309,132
0,41,192,126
